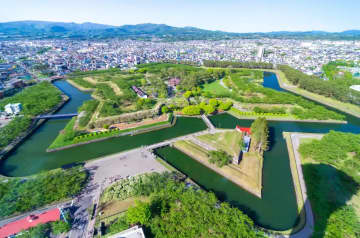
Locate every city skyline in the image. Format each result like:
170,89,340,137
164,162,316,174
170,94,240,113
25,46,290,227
1,0,360,33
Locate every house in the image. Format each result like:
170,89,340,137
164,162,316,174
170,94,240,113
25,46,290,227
0,208,61,238
4,103,22,115
131,86,148,99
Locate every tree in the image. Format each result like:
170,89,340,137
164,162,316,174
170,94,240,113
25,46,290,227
149,183,258,237
209,150,232,167
218,100,233,111
182,105,202,115
209,98,219,107
183,91,193,99
126,200,151,225
161,105,169,114
140,78,147,86
201,104,215,115
51,220,71,235
250,117,269,153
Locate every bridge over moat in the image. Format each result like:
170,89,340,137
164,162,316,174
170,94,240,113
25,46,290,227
35,113,78,119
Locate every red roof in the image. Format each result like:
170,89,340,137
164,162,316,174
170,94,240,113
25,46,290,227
0,208,61,238
236,125,251,134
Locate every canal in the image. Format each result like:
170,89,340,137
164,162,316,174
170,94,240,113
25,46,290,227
155,72,360,230
0,80,208,177
1,73,360,231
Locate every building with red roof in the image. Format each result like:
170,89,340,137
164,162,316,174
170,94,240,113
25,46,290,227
235,125,251,134
0,208,61,238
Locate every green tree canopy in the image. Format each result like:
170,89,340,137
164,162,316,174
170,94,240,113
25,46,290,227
250,117,269,153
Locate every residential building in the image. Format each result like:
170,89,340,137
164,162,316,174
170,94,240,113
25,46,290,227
4,103,22,115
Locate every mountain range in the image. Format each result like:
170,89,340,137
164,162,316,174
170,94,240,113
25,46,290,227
0,20,359,41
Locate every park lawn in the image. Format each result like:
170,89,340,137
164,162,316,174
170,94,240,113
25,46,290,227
276,69,360,118
202,80,230,94
174,140,263,197
83,77,123,96
197,130,242,157
48,117,173,150
67,78,95,91
47,117,77,149
98,196,149,218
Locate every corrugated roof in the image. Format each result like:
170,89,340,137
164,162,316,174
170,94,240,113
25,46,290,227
0,208,61,238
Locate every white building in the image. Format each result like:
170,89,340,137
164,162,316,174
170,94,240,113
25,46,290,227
256,46,264,62
108,226,145,238
4,103,22,115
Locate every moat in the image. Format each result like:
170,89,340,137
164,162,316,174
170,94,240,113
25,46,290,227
1,72,360,230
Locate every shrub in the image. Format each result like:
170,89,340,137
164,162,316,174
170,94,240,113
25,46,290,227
209,150,232,167
182,105,202,115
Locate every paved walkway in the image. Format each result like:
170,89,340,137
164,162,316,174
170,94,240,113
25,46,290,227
201,115,215,131
190,137,216,151
219,78,232,91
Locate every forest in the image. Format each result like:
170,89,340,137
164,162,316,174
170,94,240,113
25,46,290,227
0,82,63,149
0,81,62,116
278,64,360,106
100,172,265,237
203,60,274,69
0,167,88,218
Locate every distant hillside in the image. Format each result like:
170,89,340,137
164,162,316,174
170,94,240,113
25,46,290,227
0,21,359,40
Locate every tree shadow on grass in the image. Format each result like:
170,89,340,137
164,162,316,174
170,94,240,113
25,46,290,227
293,163,360,238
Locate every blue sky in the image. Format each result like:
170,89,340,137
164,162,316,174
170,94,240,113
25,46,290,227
1,0,359,32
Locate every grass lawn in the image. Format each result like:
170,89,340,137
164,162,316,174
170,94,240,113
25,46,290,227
83,77,123,96
98,196,149,218
197,130,242,157
202,80,230,94
48,114,173,150
174,139,263,197
47,117,76,149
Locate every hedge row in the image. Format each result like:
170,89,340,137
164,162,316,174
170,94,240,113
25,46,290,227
230,107,289,117
73,114,173,143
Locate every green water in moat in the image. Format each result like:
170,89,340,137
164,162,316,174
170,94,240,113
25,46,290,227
1,73,360,230
0,80,207,177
